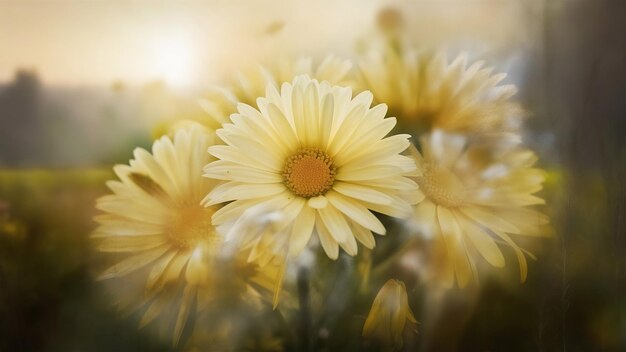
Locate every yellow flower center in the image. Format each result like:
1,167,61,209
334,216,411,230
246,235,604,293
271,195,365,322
283,148,336,198
167,205,218,249
415,164,466,208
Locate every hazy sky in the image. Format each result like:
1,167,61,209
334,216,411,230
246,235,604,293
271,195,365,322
0,0,538,88
0,0,383,88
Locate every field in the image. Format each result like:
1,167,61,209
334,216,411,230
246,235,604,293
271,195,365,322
0,168,624,351
0,169,170,351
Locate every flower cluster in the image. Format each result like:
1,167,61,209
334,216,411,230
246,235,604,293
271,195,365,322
93,43,550,350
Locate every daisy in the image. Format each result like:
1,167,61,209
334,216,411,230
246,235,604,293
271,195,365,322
356,47,523,145
203,75,418,261
363,279,417,351
92,126,279,344
200,56,352,126
409,130,551,287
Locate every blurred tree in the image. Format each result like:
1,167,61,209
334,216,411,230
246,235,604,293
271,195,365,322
0,70,46,166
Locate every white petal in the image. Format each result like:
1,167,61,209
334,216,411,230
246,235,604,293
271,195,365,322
328,104,366,155
332,182,393,205
308,195,328,209
336,134,410,167
290,205,316,255
319,93,334,149
97,244,170,280
338,229,358,256
96,198,168,225
335,165,404,182
303,82,320,147
132,149,175,196
412,200,437,237
203,160,281,183
326,191,385,234
152,136,184,197
94,220,162,237
205,182,285,205
458,213,505,268
96,235,166,252
436,206,474,287
291,84,308,144
357,177,418,191
157,250,192,290
267,103,300,148
174,285,195,346
351,223,376,249
224,114,290,158
493,230,529,282
460,205,520,234
334,117,397,164
145,250,178,292
238,103,290,149
208,145,272,171
315,214,339,260
211,194,289,224
219,133,283,171
318,204,351,243
362,195,413,218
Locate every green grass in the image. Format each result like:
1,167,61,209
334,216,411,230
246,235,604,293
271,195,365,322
0,169,623,351
0,168,168,351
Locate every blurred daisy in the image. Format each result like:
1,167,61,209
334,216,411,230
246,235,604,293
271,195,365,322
204,75,417,262
409,130,551,287
200,56,352,126
93,126,279,344
356,47,523,144
363,279,417,351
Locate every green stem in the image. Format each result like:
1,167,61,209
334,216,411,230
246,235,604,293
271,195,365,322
371,237,418,278
297,266,312,352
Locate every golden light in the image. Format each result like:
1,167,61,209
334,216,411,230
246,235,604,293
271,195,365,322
152,33,196,89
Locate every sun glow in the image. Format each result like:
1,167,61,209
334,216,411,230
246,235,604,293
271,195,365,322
152,34,196,88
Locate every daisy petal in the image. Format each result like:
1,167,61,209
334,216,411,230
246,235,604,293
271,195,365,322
326,191,385,234
316,214,339,260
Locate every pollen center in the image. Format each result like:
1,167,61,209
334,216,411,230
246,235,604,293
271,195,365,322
283,148,336,198
415,164,466,208
167,205,218,249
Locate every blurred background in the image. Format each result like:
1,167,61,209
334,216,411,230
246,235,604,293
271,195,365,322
0,0,625,350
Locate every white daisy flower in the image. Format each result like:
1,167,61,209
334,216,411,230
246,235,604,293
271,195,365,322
203,75,418,262
93,126,280,344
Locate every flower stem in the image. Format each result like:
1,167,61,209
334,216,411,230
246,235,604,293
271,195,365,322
371,237,418,278
297,266,312,352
